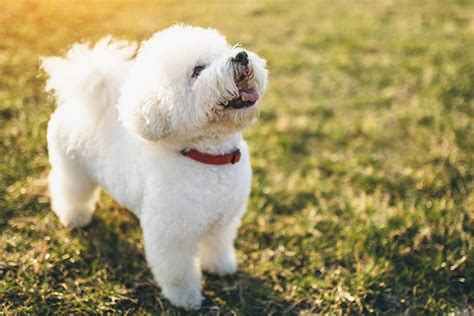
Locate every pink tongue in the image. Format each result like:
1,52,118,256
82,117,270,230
239,88,259,102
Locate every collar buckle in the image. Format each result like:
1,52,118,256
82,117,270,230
231,148,241,164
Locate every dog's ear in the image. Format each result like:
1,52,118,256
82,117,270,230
117,92,172,141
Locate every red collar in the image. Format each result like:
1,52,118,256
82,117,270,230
181,148,241,165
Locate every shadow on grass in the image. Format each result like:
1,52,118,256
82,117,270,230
71,215,301,314
367,222,471,311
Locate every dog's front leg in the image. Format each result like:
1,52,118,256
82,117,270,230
142,217,203,310
199,217,240,276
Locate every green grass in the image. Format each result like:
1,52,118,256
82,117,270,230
1,0,473,314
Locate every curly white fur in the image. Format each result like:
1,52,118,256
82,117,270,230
42,25,268,310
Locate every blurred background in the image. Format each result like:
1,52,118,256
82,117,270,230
0,0,472,314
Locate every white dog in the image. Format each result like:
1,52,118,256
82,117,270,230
41,25,268,309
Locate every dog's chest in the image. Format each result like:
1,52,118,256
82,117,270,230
150,158,252,231
186,164,250,217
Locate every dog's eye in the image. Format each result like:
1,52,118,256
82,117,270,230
191,65,205,78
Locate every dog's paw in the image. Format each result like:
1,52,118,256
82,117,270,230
57,209,93,228
162,286,203,310
201,252,238,276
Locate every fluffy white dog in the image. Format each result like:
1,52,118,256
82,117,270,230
41,25,268,309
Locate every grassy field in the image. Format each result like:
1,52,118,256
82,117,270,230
1,0,473,314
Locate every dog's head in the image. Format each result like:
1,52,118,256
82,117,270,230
118,25,268,142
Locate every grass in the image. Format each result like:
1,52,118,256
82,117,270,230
0,0,473,314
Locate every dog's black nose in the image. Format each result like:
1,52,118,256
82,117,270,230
234,51,249,66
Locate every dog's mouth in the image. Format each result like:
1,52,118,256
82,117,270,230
223,59,258,110
225,87,259,109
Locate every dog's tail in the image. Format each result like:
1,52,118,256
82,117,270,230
41,36,137,109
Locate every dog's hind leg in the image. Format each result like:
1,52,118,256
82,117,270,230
48,149,99,228
199,217,240,276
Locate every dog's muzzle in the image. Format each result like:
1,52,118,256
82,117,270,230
226,51,259,109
